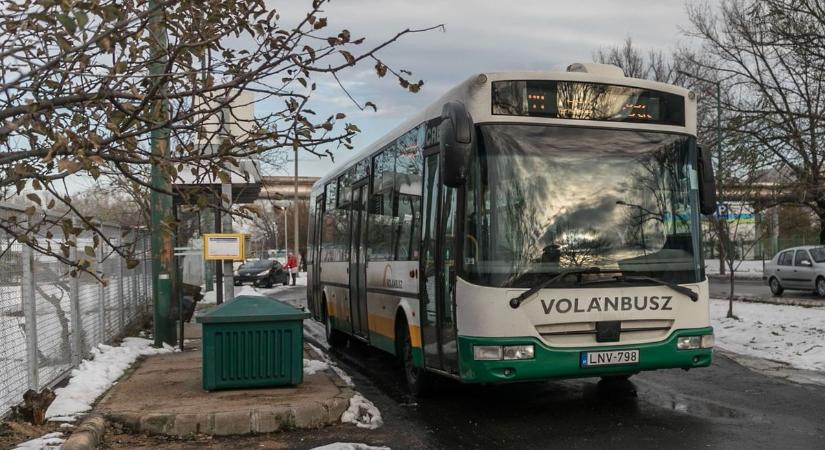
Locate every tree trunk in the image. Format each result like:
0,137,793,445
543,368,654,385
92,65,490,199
727,266,736,318
717,219,727,275
820,219,825,245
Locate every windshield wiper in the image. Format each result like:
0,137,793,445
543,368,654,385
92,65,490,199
581,275,699,302
509,267,620,309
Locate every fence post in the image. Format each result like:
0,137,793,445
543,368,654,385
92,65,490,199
97,231,105,342
117,230,125,334
131,232,139,320
21,235,39,390
69,219,82,365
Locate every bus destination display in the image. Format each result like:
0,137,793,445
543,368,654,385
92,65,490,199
492,80,685,126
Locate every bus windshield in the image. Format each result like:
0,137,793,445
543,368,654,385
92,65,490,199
463,124,702,288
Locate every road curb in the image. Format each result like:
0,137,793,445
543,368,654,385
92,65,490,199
707,274,765,282
718,349,825,387
720,294,825,308
62,415,106,450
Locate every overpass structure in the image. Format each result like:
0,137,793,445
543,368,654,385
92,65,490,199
258,176,319,201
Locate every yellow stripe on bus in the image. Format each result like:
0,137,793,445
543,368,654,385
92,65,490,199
328,308,422,349
409,325,422,348
368,313,395,337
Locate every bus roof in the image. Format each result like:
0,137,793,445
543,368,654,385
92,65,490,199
313,68,696,191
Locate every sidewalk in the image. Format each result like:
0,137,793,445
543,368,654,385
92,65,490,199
95,323,353,437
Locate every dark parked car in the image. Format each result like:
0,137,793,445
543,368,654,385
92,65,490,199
234,259,289,288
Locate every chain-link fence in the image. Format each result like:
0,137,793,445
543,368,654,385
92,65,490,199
0,204,153,418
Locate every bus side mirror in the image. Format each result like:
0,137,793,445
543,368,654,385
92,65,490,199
697,145,718,215
440,101,473,188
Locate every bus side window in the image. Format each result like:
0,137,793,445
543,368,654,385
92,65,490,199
322,182,337,262
368,148,395,261
394,127,423,261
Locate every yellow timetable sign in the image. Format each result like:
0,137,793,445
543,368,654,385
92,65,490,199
203,233,246,261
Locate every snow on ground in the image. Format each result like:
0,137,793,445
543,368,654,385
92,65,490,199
304,358,329,375
310,443,390,450
306,342,353,386
705,259,766,279
12,432,64,450
45,338,175,418
304,319,330,350
341,393,384,430
711,299,825,372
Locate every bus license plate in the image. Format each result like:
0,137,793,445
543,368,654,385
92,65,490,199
581,350,639,367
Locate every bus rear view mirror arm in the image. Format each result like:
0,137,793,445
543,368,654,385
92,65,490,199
440,101,474,188
697,145,717,215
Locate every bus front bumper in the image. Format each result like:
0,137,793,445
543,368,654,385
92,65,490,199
457,327,713,383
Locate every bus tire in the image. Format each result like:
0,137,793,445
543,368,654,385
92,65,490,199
324,298,347,348
397,316,432,397
769,277,784,296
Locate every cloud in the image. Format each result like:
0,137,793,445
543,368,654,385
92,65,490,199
266,0,695,177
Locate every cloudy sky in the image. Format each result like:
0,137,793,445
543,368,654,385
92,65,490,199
271,0,703,178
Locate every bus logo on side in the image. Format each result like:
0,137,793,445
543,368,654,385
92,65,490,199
383,264,403,289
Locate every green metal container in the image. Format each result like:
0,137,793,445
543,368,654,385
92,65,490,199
197,295,310,390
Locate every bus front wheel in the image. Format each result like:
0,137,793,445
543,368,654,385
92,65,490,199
324,300,347,348
398,318,432,397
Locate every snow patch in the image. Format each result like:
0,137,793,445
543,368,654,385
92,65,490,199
711,299,825,371
341,393,383,429
234,285,262,297
12,432,64,450
310,443,390,450
46,337,175,418
705,259,765,279
46,416,76,423
306,343,354,387
304,319,330,350
303,358,329,375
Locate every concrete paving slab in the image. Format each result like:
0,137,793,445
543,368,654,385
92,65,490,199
96,345,352,437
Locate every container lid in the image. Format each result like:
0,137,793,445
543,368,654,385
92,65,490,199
196,295,310,323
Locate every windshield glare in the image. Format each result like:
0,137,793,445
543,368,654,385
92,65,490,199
463,124,701,288
241,260,271,269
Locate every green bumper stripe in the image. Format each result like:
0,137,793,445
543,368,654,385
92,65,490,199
458,327,713,383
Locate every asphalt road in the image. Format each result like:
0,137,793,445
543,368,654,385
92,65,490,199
266,284,825,450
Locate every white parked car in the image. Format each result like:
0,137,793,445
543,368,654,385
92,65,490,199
764,246,825,296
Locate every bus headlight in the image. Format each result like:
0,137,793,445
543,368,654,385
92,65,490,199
503,345,534,360
677,335,713,350
473,345,535,360
473,346,503,361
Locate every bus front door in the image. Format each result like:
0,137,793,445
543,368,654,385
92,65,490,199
420,153,459,375
349,183,369,339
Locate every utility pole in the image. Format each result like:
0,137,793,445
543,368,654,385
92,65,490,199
148,0,175,347
222,183,234,303
293,149,300,264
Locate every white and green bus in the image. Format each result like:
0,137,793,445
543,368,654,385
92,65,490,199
306,63,718,394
